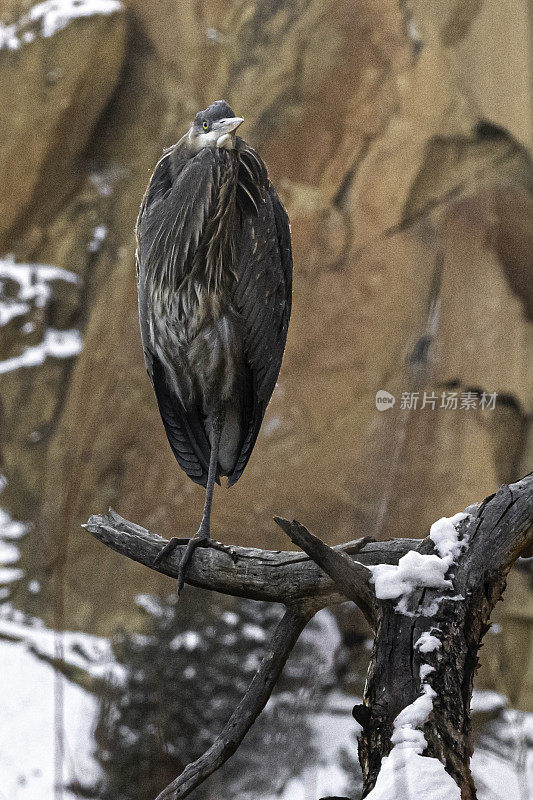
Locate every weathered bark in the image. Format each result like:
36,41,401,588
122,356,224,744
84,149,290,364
274,517,378,629
356,479,533,798
85,474,533,800
85,508,413,608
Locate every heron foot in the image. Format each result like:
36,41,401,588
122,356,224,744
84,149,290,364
176,526,210,595
153,532,237,593
153,536,183,567
208,539,239,563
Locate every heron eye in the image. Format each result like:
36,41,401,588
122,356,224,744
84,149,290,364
202,120,209,131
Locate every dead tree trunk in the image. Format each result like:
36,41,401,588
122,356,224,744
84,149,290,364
354,482,533,799
85,474,533,800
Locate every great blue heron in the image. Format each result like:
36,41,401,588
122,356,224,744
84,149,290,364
136,100,292,592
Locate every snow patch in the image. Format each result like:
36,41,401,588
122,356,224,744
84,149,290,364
419,664,435,680
368,550,452,609
88,223,107,253
470,690,508,714
0,506,28,540
0,505,25,585
0,0,123,50
0,23,20,50
30,0,123,37
471,710,533,800
0,257,83,374
0,257,79,311
259,690,361,800
497,709,533,743
429,512,468,559
0,634,102,799
169,630,202,651
415,631,441,654
365,747,461,800
221,611,239,626
365,678,461,800
135,593,164,617
0,607,124,683
391,683,435,752
0,566,23,584
242,623,267,642
368,511,470,615
0,327,82,374
0,257,79,329
0,298,29,325
0,539,20,565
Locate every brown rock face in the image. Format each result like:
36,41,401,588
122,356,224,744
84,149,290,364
0,1,126,245
0,0,531,641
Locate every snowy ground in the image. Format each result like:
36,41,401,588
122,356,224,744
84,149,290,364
0,617,357,800
258,691,361,800
0,633,101,800
0,603,531,800
472,703,533,800
0,477,105,798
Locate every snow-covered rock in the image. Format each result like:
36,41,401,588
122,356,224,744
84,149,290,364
0,0,123,51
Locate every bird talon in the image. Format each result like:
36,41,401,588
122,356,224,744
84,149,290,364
176,532,207,595
153,537,181,566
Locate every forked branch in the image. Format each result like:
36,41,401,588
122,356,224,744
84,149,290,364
274,517,378,629
85,474,533,800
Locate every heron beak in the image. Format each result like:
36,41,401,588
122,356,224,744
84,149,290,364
216,117,244,135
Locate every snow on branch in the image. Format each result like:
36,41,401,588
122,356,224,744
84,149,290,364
356,474,533,799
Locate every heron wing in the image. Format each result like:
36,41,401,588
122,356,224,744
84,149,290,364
136,148,220,488
227,179,292,485
137,147,218,290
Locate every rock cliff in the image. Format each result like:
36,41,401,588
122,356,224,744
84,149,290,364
0,0,531,708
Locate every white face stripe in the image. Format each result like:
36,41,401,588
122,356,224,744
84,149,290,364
188,117,244,152
189,129,238,151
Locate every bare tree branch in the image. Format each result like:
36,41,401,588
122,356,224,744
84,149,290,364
274,517,378,630
84,508,415,609
154,603,317,800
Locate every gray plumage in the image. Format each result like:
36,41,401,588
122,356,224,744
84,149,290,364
136,101,292,584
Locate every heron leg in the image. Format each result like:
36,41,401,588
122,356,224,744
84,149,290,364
174,411,224,593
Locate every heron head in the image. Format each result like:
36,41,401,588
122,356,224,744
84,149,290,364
188,100,244,151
